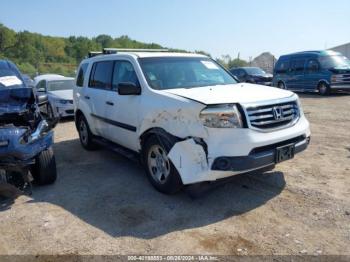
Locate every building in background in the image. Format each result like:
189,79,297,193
330,42,350,58
250,52,276,73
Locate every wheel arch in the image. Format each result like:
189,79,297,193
139,127,181,154
317,79,330,88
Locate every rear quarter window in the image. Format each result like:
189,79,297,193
76,63,88,87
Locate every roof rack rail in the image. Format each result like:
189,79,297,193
103,48,170,53
88,51,103,58
88,48,170,58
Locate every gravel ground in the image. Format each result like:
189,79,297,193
0,93,350,256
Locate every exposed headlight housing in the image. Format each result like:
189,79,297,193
199,104,243,128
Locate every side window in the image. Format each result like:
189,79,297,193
112,61,139,91
306,59,319,72
291,59,306,73
89,61,114,89
36,80,46,92
230,69,238,76
76,63,88,87
238,69,246,77
275,60,290,74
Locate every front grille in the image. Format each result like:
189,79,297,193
332,74,350,84
245,100,299,130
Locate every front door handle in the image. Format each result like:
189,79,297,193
106,101,114,106
84,95,90,100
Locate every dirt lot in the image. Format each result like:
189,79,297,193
0,93,350,256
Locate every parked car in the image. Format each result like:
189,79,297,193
229,67,273,86
74,49,310,194
0,60,57,193
34,74,75,118
273,50,350,95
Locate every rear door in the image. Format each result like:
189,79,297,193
85,60,114,137
104,60,141,151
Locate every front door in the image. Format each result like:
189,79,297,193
288,58,306,90
304,59,322,90
104,60,141,151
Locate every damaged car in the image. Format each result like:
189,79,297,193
0,60,57,193
74,49,310,194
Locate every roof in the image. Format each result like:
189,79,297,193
281,50,341,57
34,74,74,83
84,52,207,63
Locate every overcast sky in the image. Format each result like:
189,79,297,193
1,0,349,59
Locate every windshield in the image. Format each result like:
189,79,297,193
139,57,237,90
47,80,74,91
319,55,350,69
244,67,266,75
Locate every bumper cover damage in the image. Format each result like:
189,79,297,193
0,125,53,168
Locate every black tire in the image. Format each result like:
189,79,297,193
142,135,182,194
318,82,330,96
77,115,98,150
278,81,286,89
47,103,55,119
32,147,57,185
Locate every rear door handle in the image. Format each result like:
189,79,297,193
84,95,90,100
106,101,114,106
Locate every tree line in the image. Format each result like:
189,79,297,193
0,23,248,77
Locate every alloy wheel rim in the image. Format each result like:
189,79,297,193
319,84,327,94
79,120,88,145
147,145,171,184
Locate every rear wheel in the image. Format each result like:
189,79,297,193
77,115,97,150
142,135,182,194
32,147,57,185
318,82,330,96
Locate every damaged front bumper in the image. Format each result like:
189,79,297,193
0,125,53,168
168,115,311,185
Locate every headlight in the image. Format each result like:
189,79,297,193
59,99,68,104
199,104,243,128
296,96,304,117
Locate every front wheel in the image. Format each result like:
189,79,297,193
318,82,330,96
278,81,286,89
142,135,182,194
32,147,57,185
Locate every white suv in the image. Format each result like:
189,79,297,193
74,49,310,194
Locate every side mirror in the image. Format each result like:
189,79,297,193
37,87,46,93
37,94,48,106
118,82,141,95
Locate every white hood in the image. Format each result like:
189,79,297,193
164,83,294,105
48,90,73,100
